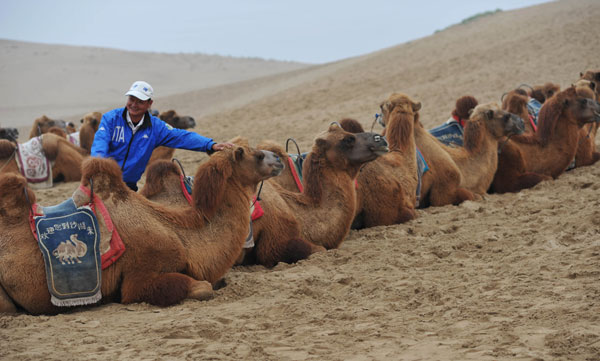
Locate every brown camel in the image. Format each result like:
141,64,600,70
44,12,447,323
352,94,421,228
0,133,87,184
147,110,197,167
28,115,68,139
442,102,525,196
78,111,103,154
144,126,388,267
491,86,600,193
571,79,600,167
529,82,561,104
0,144,284,314
413,101,476,207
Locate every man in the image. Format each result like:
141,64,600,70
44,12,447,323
91,80,233,191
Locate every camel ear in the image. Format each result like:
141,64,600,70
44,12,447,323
485,109,494,120
234,146,245,161
80,118,84,124
315,138,328,150
412,102,422,112
580,72,584,78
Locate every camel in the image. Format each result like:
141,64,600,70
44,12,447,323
28,115,67,139
490,86,600,193
143,125,388,267
571,79,600,167
351,94,421,228
0,127,19,143
0,144,284,314
0,133,87,184
412,100,476,207
441,102,524,196
147,110,197,167
78,112,103,154
529,82,561,104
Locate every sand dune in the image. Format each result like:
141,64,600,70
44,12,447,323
2,0,600,360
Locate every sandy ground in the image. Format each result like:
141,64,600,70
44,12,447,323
2,0,600,360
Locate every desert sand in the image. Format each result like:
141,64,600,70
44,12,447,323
1,0,600,360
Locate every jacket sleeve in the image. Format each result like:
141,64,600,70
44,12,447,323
90,113,113,157
155,120,216,152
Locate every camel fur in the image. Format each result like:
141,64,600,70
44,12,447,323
0,133,87,183
442,102,525,196
351,94,420,229
28,115,67,139
413,102,476,207
491,86,600,193
79,112,103,154
529,82,560,104
0,144,283,314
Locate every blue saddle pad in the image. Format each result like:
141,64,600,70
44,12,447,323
415,148,429,207
429,122,464,147
35,198,102,307
288,152,309,182
527,98,542,126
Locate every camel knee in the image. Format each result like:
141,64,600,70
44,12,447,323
0,286,17,314
121,272,194,307
188,280,214,301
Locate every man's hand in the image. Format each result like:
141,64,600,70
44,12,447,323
211,142,235,151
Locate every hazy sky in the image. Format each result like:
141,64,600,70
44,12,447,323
0,0,551,64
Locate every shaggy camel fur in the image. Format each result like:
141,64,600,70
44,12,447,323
0,133,87,183
491,86,600,193
442,103,524,196
28,115,67,139
529,82,561,104
147,110,197,167
78,112,103,154
0,127,19,143
352,94,420,229
143,127,388,267
0,145,283,314
575,73,600,167
413,103,475,207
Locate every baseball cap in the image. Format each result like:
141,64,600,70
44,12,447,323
125,81,154,101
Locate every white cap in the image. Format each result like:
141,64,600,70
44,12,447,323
125,81,154,100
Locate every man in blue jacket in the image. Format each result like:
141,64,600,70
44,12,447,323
91,80,233,191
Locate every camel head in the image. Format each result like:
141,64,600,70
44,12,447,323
30,115,67,138
192,144,283,219
0,139,17,160
313,123,388,168
0,173,36,224
80,112,102,132
0,127,19,143
580,70,600,100
470,102,525,139
573,79,596,100
379,93,420,150
537,87,600,145
530,82,560,104
160,110,196,130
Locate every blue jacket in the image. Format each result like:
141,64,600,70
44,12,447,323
91,107,215,184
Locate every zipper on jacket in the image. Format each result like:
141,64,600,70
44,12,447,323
121,131,136,172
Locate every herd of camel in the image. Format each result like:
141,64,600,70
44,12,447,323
0,69,598,315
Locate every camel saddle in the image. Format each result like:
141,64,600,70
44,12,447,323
30,198,102,307
429,118,464,147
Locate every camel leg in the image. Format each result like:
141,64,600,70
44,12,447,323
0,283,17,313
256,237,317,268
121,272,212,307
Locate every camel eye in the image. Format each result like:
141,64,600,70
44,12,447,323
342,135,356,148
256,152,265,161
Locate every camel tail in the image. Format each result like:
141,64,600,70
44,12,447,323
0,283,17,313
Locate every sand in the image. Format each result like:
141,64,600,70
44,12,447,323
1,0,600,360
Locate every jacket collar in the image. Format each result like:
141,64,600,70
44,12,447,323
121,108,152,130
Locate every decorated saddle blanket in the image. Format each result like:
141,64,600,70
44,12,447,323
429,119,464,147
416,147,429,207
67,132,80,147
16,136,53,188
179,175,263,249
30,198,102,307
527,98,542,126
